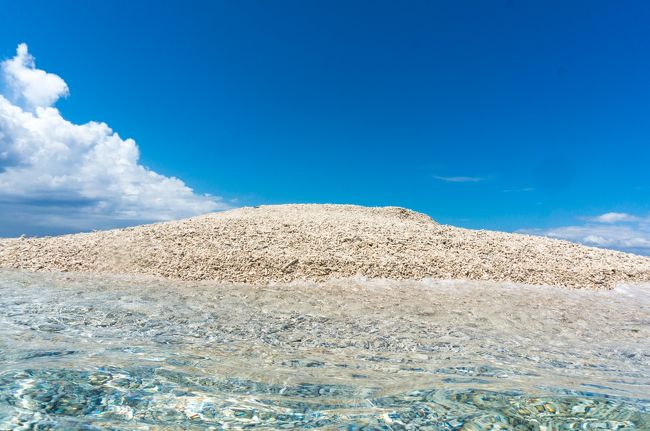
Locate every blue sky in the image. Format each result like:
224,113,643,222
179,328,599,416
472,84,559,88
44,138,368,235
1,0,649,254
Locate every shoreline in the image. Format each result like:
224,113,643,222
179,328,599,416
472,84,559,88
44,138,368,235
3,266,650,292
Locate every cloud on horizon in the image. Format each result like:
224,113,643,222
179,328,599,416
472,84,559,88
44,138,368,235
0,43,226,236
521,212,650,256
586,212,640,223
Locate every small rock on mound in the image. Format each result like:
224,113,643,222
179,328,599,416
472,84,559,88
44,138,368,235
1,204,649,289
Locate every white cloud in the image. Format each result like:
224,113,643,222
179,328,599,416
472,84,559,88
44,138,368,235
434,175,484,183
521,213,650,256
587,212,639,223
0,43,226,235
1,43,69,111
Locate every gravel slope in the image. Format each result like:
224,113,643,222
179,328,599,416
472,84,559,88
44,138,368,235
1,204,649,289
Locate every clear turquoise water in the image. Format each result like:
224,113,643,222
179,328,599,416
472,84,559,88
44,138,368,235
1,270,649,430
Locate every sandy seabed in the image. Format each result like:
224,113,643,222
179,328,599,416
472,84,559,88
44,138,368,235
1,270,649,429
2,269,650,397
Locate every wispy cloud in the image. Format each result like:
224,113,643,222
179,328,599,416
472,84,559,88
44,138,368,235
502,187,534,193
521,212,650,256
434,175,484,183
0,43,227,235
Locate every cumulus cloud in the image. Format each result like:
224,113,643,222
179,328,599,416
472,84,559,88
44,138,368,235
0,43,226,235
1,43,69,111
434,175,484,183
521,212,650,256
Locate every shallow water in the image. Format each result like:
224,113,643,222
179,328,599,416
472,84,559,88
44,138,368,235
0,270,649,430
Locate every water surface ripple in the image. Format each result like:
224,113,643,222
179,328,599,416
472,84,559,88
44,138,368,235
0,270,649,429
